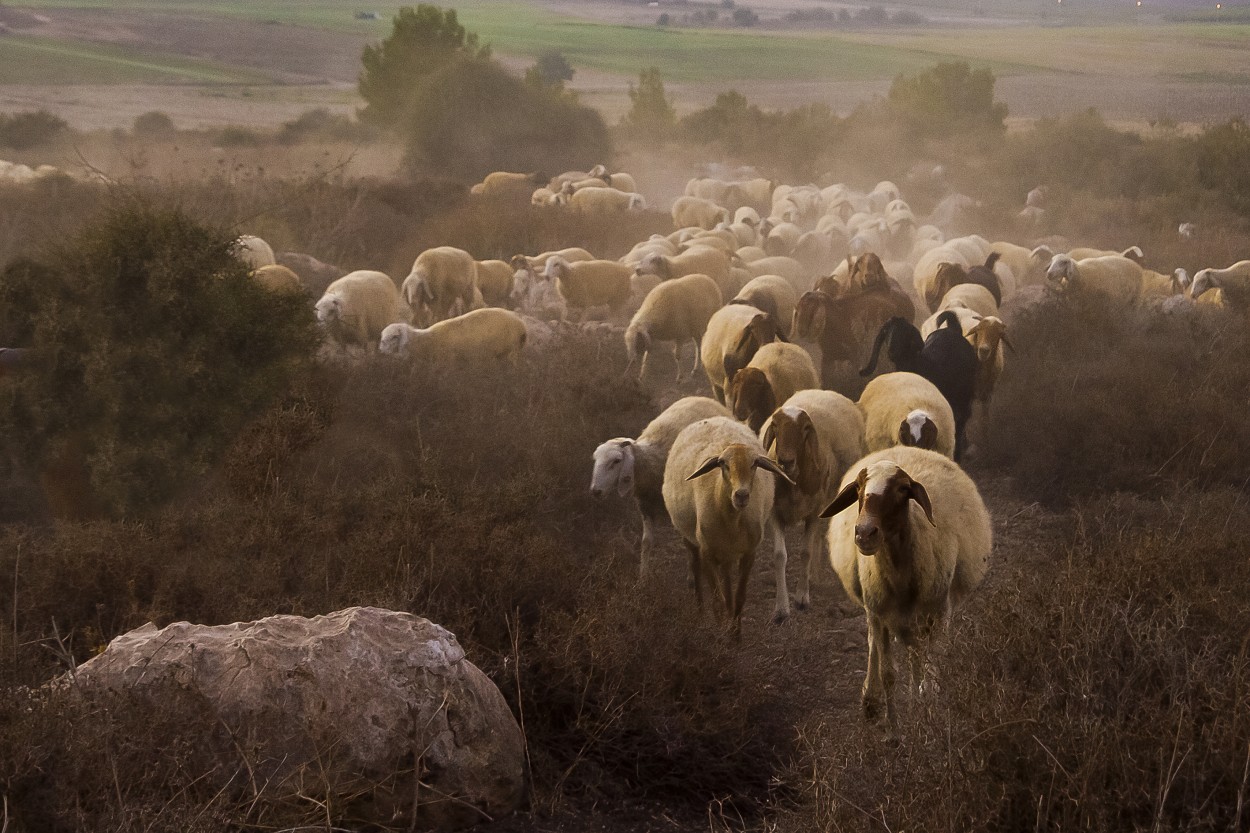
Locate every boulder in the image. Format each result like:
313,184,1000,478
72,606,525,829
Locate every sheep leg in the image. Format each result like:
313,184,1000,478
685,540,705,611
638,513,655,582
638,349,649,381
731,547,755,643
670,342,681,382
689,337,702,379
796,516,825,611
770,518,791,624
863,615,895,726
711,383,725,404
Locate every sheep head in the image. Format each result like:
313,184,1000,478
635,252,671,280
723,313,783,382
378,323,413,356
1190,269,1216,300
966,316,1011,362
762,407,824,494
1046,254,1078,290
852,252,891,293
314,293,343,327
686,443,794,511
590,439,635,499
624,322,651,365
726,367,776,433
931,262,967,309
820,461,935,555
898,411,939,451
544,256,571,281
792,292,827,341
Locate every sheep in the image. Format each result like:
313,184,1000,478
591,397,731,579
621,235,678,267
475,171,545,196
731,275,799,338
635,248,733,299
474,260,515,307
937,283,998,318
1068,245,1144,264
508,257,567,322
662,416,793,637
989,241,1050,288
251,264,302,294
743,255,810,291
791,284,915,389
1045,254,1143,305
549,164,607,190
760,390,866,622
700,303,787,403
925,253,1003,313
680,230,736,254
315,270,409,351
379,308,527,363
1191,261,1250,309
545,256,632,312
764,221,803,257
625,274,723,380
521,247,595,270
672,196,730,230
1179,222,1197,240
821,446,992,725
858,371,956,459
860,314,977,461
735,245,768,264
232,235,276,270
569,186,647,212
402,246,478,325
531,187,559,206
726,342,820,433
963,316,1011,415
1139,267,1186,302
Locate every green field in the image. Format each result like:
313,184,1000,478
0,34,275,85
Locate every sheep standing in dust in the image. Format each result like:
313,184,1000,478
509,256,567,322
1191,261,1250,310
251,264,302,294
700,304,787,403
474,259,515,307
568,186,647,212
663,416,793,638
545,256,632,312
625,274,723,380
858,371,956,459
731,275,799,338
759,390,865,622
474,171,546,196
402,246,478,325
1045,254,1143,305
635,248,734,299
672,196,730,230
315,270,409,351
591,397,731,579
378,308,527,363
232,235,276,270
821,446,992,725
726,343,820,433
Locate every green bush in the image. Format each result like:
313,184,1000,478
0,110,69,150
0,200,319,517
275,108,373,145
131,111,176,139
887,61,1007,137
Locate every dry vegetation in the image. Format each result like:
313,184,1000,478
1,81,1249,832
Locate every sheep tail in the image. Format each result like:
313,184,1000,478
936,310,961,331
859,319,894,377
984,251,1001,271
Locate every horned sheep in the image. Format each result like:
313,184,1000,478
625,274,723,380
591,397,731,578
662,416,793,638
378,308,527,363
821,446,992,725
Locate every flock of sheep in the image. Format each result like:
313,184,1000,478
233,166,1248,727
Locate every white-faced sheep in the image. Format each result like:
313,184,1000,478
1191,261,1250,309
759,390,866,622
591,397,731,579
569,186,647,212
732,275,799,339
232,235,276,270
821,446,992,725
1045,254,1143,305
315,270,409,351
379,308,527,363
544,256,632,313
726,342,820,433
402,246,478,325
625,274,724,380
508,256,567,322
251,264,302,294
700,303,788,404
635,248,734,299
663,416,793,638
857,371,956,460
672,196,730,231
474,259,515,307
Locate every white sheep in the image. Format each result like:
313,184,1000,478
591,397,731,578
913,236,994,310
671,196,730,231
732,275,799,338
990,241,1050,287
635,248,734,299
700,303,786,404
625,274,723,380
822,445,991,724
402,246,478,325
743,256,810,292
521,247,595,270
662,416,793,637
544,256,632,312
474,259,515,307
759,389,866,622
232,235,276,270
569,186,647,212
315,270,409,351
936,284,998,319
1045,254,1143,305
474,171,544,196
378,308,527,363
1191,260,1250,309
857,372,956,460
1139,267,1186,301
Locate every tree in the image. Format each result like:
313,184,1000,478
525,51,574,90
887,61,1007,136
732,7,759,26
357,5,489,128
623,67,676,137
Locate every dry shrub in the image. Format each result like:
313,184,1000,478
0,335,790,829
980,295,1250,503
801,489,1250,832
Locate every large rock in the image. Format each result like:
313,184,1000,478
73,607,525,829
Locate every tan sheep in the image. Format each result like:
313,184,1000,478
700,304,787,403
732,275,800,339
232,235,276,270
1045,254,1143,305
635,247,733,299
402,246,478,325
1191,260,1250,309
474,260,515,307
726,342,820,433
569,186,647,212
378,308,526,363
476,171,544,196
251,264,302,294
315,270,409,351
857,372,956,459
544,256,632,311
671,195,730,231
625,274,723,380
936,283,998,318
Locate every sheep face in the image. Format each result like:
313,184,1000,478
966,317,1011,362
726,368,775,431
315,293,343,327
634,252,670,280
723,314,782,382
820,461,935,555
761,408,822,493
793,293,825,341
850,253,890,292
543,257,570,281
1046,254,1078,289
898,411,938,451
1190,269,1215,299
378,323,412,356
590,439,635,498
686,443,792,511
625,323,651,365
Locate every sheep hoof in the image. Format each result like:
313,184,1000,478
862,697,883,723
794,597,810,612
771,609,790,625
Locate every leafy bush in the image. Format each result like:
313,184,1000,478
622,67,677,139
0,110,69,150
131,111,176,139
0,200,318,517
214,125,264,147
275,108,373,145
681,91,843,179
887,61,1007,137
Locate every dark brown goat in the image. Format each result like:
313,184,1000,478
792,287,915,389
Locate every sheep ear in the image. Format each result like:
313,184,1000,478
820,478,861,518
686,456,723,481
908,481,936,526
754,455,795,486
761,421,777,453
421,281,435,302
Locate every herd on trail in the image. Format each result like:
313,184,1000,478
168,168,1250,724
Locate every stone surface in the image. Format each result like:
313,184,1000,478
73,606,525,829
